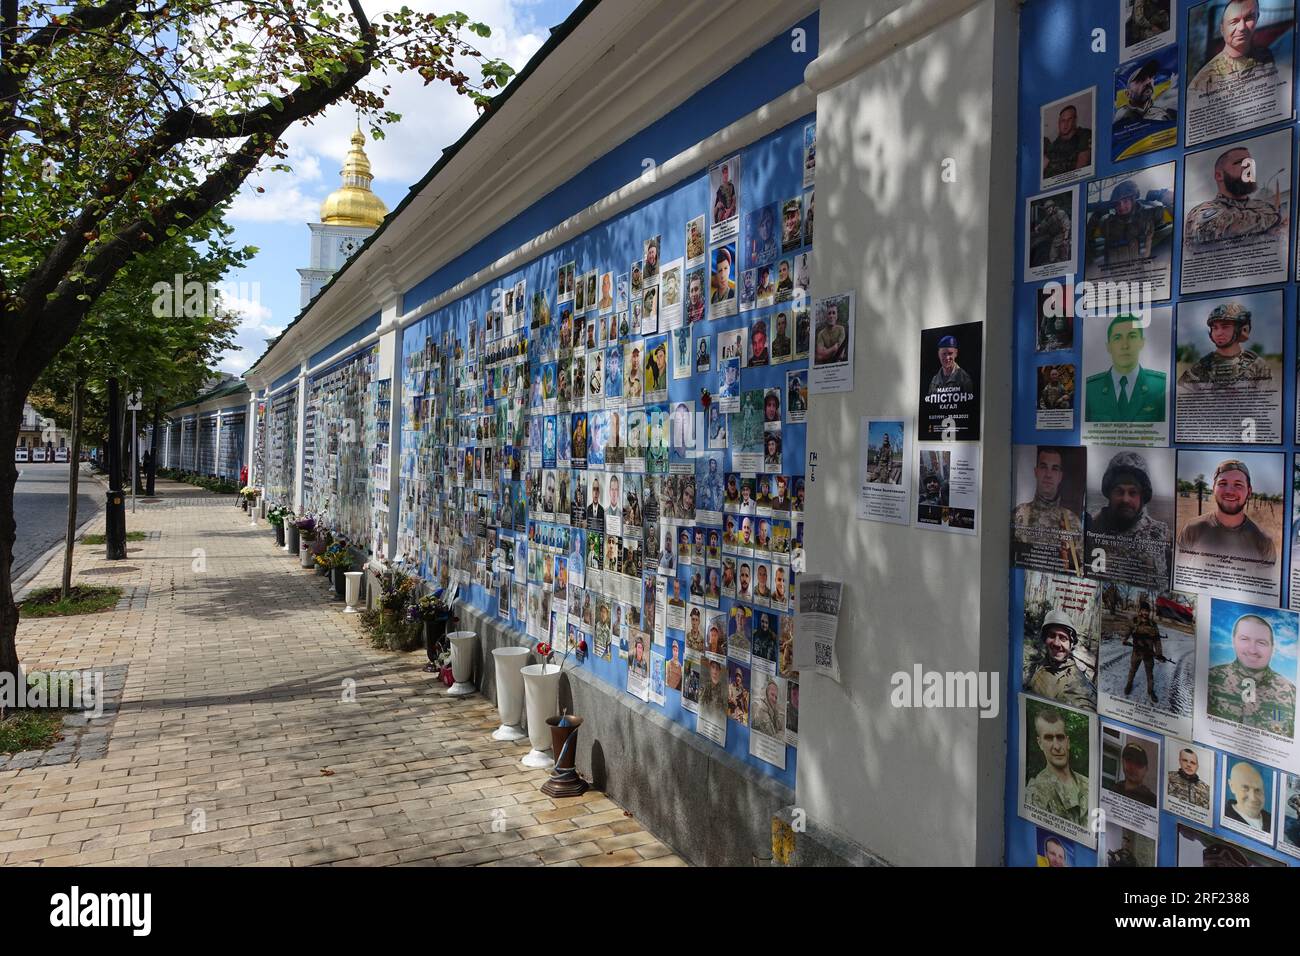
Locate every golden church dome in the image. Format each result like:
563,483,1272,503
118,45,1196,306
320,126,388,227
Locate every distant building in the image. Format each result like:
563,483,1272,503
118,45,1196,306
14,402,71,462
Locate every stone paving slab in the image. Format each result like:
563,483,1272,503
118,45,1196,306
0,487,681,867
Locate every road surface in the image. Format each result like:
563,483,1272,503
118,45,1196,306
12,462,104,581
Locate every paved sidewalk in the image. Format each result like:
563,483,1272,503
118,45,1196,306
0,485,682,867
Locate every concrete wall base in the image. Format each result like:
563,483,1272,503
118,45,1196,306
452,602,794,867
771,806,891,867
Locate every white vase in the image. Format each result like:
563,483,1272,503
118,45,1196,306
343,571,363,613
447,630,478,697
491,647,530,741
299,547,314,569
520,662,561,768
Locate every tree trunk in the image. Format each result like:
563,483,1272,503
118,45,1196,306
62,379,84,599
0,369,24,717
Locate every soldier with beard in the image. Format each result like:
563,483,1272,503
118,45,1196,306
1185,145,1282,243
1177,459,1275,562
1115,59,1176,126
1087,451,1171,587
1178,303,1272,386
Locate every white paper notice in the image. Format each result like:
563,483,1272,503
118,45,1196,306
794,576,843,682
857,416,910,524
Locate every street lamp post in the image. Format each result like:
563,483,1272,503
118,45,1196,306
105,378,127,559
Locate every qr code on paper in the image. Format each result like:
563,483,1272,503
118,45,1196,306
814,642,832,668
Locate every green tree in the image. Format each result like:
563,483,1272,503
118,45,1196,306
1,0,513,688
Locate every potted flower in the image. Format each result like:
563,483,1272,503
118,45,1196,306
315,540,353,598
520,639,576,768
406,591,453,674
238,486,259,512
266,505,291,547
296,514,327,556
375,564,417,627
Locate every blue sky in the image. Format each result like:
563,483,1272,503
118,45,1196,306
217,0,582,376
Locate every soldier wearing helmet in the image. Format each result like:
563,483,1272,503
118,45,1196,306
1097,179,1155,267
1177,302,1273,387
1177,458,1275,563
1028,609,1096,710
919,471,946,507
1086,450,1172,588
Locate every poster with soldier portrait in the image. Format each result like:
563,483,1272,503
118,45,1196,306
1026,188,1079,282
1035,284,1074,352
1099,819,1157,867
708,155,741,244
809,291,854,394
1184,0,1295,147
1218,755,1277,845
1084,445,1175,591
1121,0,1175,62
1022,572,1100,713
1081,309,1171,447
1040,87,1096,190
1194,597,1299,770
1017,694,1099,847
915,444,979,535
1084,164,1174,299
1036,364,1075,430
1099,722,1161,841
858,417,909,525
1012,444,1086,576
1176,822,1286,865
1179,128,1292,295
1173,449,1283,604
918,322,982,441
1112,47,1179,161
1097,583,1198,738
1161,739,1216,826
1175,291,1283,444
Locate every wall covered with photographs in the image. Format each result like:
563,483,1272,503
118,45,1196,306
302,346,381,550
397,115,817,785
1010,0,1300,867
217,409,246,480
264,386,298,507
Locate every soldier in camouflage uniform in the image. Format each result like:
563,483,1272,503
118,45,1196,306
1122,602,1164,703
1125,0,1170,43
1166,746,1211,810
1014,446,1082,572
1024,706,1090,826
1086,451,1172,589
1097,179,1154,267
1027,610,1096,710
1207,613,1296,736
1031,195,1073,266
1042,104,1092,181
1038,367,1072,409
1189,0,1277,96
1184,146,1282,244
1177,302,1273,386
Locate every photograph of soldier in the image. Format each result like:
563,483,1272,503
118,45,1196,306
709,155,741,243
1012,445,1085,575
1174,452,1282,602
686,215,706,266
1025,188,1078,281
1180,129,1291,295
1083,446,1175,590
1122,0,1174,60
865,420,905,486
1185,0,1294,146
1112,49,1179,161
780,196,803,253
751,674,786,740
1082,311,1170,446
812,295,849,366
919,322,982,441
1098,583,1197,737
1099,821,1157,868
1201,600,1297,744
1161,740,1214,825
1174,292,1282,444
1023,596,1098,712
1035,829,1074,867
1176,822,1285,866
726,662,750,725
1035,364,1074,431
685,267,706,325
1084,164,1174,298
1018,695,1097,844
1220,756,1275,844
697,658,728,742
770,310,792,363
1101,726,1160,810
917,450,950,515
709,243,737,319
1035,285,1074,352
1040,88,1096,189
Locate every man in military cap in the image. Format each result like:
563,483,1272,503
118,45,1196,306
1086,450,1172,588
1115,58,1176,126
1027,609,1096,710
710,246,736,304
1122,601,1165,703
1177,459,1275,563
751,676,786,738
1207,612,1296,736
1184,144,1282,244
1024,706,1090,827
1166,747,1211,810
1085,315,1166,422
1014,446,1083,573
926,334,975,397
1178,303,1273,386
1107,742,1158,808
1042,104,1093,181
1189,0,1277,95
1096,179,1155,267
918,471,946,507
749,319,769,366
1030,194,1073,266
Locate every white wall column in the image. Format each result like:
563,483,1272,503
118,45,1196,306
292,359,308,512
378,293,403,562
